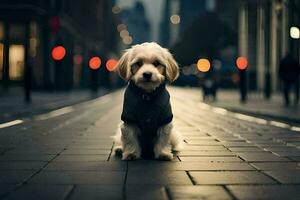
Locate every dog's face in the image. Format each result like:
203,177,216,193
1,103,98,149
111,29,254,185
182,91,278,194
117,42,179,92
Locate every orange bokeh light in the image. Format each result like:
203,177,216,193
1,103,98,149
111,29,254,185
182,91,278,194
51,46,66,61
89,56,101,70
106,59,118,72
197,58,211,72
236,57,248,70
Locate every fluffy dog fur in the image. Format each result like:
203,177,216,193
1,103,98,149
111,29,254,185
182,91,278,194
113,42,183,160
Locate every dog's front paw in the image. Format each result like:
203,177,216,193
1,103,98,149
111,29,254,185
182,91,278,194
156,152,173,161
114,147,123,157
122,153,140,160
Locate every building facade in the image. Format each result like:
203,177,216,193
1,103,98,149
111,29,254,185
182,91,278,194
238,0,300,95
0,0,118,91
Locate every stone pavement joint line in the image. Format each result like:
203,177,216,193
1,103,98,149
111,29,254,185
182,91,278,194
0,88,300,200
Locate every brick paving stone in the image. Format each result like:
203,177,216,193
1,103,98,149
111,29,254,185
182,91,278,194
289,142,300,146
289,156,300,161
227,185,300,200
265,170,300,183
257,144,289,147
185,138,219,142
128,161,254,171
228,147,265,152
179,156,243,162
0,154,55,161
61,149,111,155
45,161,126,171
0,161,46,170
69,185,123,200
126,170,192,185
0,148,6,155
67,144,113,149
29,171,125,184
126,185,168,200
4,148,62,155
185,141,222,145
4,185,73,200
279,138,300,142
177,151,234,156
53,155,109,162
221,142,257,147
178,127,200,131
251,162,300,170
183,136,216,140
0,184,15,197
273,151,300,157
183,145,228,151
167,186,232,200
236,152,290,162
189,171,275,185
0,170,36,184
181,132,208,137
263,147,299,151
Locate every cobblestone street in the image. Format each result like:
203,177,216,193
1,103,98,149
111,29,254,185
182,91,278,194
1,87,300,200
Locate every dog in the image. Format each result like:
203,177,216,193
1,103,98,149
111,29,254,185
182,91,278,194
113,42,182,160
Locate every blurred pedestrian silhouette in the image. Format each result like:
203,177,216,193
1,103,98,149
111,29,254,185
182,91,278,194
279,54,300,106
201,67,219,101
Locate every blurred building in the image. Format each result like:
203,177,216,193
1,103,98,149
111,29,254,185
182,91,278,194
161,0,238,87
0,0,118,91
238,0,300,95
118,2,150,45
159,0,215,47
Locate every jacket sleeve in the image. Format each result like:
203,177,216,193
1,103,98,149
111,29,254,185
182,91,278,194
158,102,173,126
121,92,136,123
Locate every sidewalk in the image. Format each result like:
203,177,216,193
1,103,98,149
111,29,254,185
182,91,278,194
1,87,300,199
182,87,300,124
0,87,108,123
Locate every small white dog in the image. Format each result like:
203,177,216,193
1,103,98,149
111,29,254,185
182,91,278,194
113,42,182,160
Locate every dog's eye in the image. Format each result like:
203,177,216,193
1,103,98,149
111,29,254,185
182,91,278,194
153,60,161,67
133,61,143,67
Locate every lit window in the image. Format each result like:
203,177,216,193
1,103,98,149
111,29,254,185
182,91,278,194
9,45,25,80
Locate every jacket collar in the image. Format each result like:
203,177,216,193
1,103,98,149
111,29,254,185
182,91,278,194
128,81,166,101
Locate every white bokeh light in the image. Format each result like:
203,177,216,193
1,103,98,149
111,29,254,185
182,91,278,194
290,26,300,39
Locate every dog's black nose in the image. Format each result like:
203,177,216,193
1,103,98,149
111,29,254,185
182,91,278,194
143,72,152,80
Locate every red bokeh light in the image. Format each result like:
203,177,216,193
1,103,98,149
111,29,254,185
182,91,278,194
236,57,248,70
89,56,101,70
51,46,66,61
74,55,83,65
106,59,118,71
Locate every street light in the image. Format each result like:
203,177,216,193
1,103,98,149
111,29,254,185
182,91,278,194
236,56,248,70
51,46,66,61
106,59,118,72
197,58,211,72
290,26,300,39
236,56,248,103
170,14,180,25
89,56,101,70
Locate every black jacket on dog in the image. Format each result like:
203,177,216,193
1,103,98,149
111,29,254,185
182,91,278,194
121,81,173,157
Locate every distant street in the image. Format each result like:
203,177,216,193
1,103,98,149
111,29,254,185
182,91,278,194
1,87,300,200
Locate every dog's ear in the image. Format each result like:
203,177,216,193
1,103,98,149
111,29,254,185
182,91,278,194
117,50,131,81
164,49,179,82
